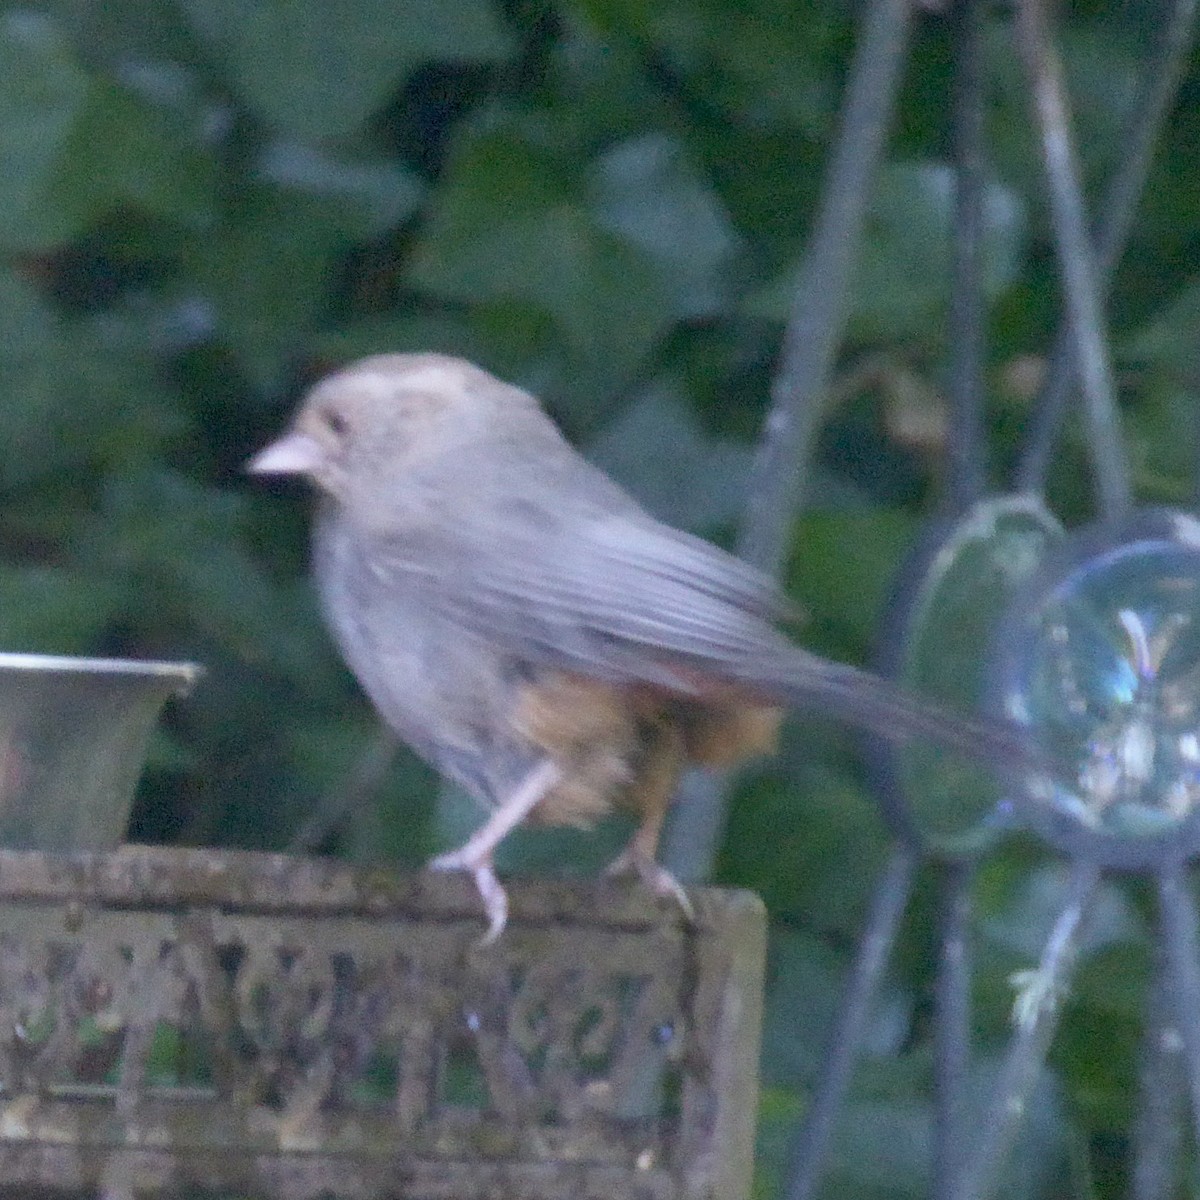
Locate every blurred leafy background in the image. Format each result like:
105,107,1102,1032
0,0,1196,1194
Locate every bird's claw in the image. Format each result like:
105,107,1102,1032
606,848,695,921
429,851,508,944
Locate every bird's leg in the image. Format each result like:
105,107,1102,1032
459,856,508,945
429,759,562,942
605,727,694,920
605,811,695,920
432,759,562,867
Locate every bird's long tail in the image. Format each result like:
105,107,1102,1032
745,648,1071,789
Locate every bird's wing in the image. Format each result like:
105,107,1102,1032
369,497,1062,781
415,504,793,690
429,510,1058,776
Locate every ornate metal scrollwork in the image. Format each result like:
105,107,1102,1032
0,845,764,1200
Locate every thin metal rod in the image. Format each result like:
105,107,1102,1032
1128,950,1185,1200
933,859,975,1200
667,0,914,880
1015,0,1199,494
945,0,989,513
660,768,726,882
289,727,399,854
1155,863,1200,1150
1012,0,1131,520
784,844,918,1200
952,860,1100,1200
738,0,914,577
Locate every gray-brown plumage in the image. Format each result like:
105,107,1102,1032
249,353,1043,939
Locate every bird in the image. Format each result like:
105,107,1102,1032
248,353,1051,941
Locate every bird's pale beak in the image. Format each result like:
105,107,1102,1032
246,431,325,476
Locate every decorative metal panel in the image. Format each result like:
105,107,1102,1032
0,846,765,1199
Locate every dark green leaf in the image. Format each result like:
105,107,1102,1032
408,111,672,374
257,140,425,240
786,508,922,655
180,0,513,138
0,10,89,249
748,163,1026,345
589,132,742,318
587,383,753,530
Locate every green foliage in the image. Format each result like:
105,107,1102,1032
180,0,513,139
0,1,1196,1195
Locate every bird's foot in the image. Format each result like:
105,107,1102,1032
429,849,509,944
605,847,695,921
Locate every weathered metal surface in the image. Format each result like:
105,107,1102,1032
0,845,765,1199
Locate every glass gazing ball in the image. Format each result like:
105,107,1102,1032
990,509,1200,867
867,495,1063,853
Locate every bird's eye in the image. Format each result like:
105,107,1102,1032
323,410,349,436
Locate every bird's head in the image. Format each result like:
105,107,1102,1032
247,353,539,508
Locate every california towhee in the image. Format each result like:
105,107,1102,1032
250,354,1045,940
